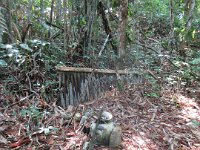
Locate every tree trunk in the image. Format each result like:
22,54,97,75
56,0,62,21
185,0,195,31
63,0,68,51
40,0,44,18
179,0,196,59
169,0,174,39
118,0,128,58
48,0,55,38
83,0,97,54
7,0,14,43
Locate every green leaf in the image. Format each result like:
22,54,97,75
19,44,32,51
80,17,86,26
190,58,200,65
0,59,7,67
191,120,200,127
146,92,160,98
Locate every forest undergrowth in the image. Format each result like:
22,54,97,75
0,37,200,149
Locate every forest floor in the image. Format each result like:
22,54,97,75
0,81,200,150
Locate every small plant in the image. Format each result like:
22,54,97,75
145,92,160,98
116,79,124,92
20,106,42,124
191,120,200,127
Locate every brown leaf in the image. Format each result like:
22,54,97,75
9,137,31,148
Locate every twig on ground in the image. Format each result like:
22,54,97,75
67,106,79,128
150,107,158,122
0,94,33,111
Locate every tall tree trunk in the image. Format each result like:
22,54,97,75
63,0,68,51
40,0,44,39
75,0,81,33
56,0,62,22
179,0,196,59
83,0,97,55
40,0,44,20
118,0,128,57
185,0,195,31
7,0,14,43
0,0,9,43
169,0,174,40
48,0,55,38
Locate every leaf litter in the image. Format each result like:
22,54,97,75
0,81,200,150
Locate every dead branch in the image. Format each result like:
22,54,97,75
97,1,117,55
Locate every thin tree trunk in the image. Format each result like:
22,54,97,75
169,0,174,39
7,0,14,43
40,0,44,39
185,0,195,31
56,0,62,21
40,0,44,20
87,0,97,49
83,0,97,55
76,0,81,33
63,0,68,51
118,0,128,57
83,0,88,51
179,0,196,59
48,0,55,38
26,0,33,39
27,0,32,22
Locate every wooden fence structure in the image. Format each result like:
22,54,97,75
56,66,142,107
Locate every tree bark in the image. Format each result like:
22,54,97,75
48,0,55,38
7,0,14,43
179,0,196,59
185,0,195,31
169,0,174,39
118,0,128,58
56,0,62,21
63,0,68,51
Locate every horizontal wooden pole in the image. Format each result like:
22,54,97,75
55,66,130,74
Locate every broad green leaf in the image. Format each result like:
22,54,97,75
190,58,200,65
146,92,160,98
19,44,32,51
0,59,7,67
191,120,200,127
